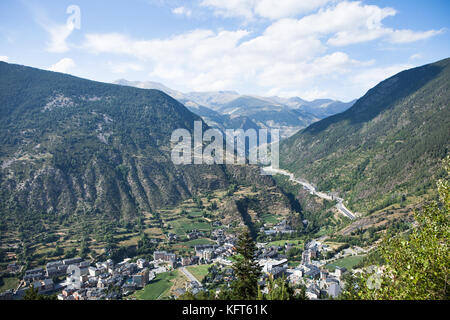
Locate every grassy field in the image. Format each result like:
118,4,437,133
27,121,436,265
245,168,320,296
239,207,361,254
133,271,180,300
260,213,280,224
188,211,204,218
186,264,212,282
0,277,20,292
267,239,303,248
170,219,212,236
325,255,365,272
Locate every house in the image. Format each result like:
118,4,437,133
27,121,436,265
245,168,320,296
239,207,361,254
181,256,192,266
88,266,101,277
268,266,287,279
46,261,68,277
298,264,320,279
264,229,277,236
132,268,149,288
121,282,136,294
292,269,303,277
154,251,176,263
335,266,347,278
186,281,202,294
301,250,312,265
7,262,21,274
136,258,147,269
191,256,200,265
319,276,339,290
23,268,45,284
202,249,214,262
187,231,198,240
63,257,83,265
167,233,178,242
259,258,288,274
73,289,87,301
0,290,13,300
101,259,114,270
306,283,320,300
97,278,108,289
173,288,186,298
62,287,76,297
194,245,218,259
327,282,341,298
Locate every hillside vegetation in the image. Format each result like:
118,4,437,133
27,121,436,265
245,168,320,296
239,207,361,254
280,58,450,214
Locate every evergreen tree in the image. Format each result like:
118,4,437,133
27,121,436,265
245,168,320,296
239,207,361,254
265,275,292,300
231,229,262,299
23,286,57,300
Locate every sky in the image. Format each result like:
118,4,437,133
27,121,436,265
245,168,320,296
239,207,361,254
0,0,449,101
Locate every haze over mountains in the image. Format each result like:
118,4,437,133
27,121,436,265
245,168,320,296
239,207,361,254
114,79,355,139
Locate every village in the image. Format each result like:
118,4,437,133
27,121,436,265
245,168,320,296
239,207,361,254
0,218,365,300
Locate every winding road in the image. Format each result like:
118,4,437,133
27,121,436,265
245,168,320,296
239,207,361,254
261,166,356,220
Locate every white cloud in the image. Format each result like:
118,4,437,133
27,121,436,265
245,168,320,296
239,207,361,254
30,3,77,53
43,22,75,53
79,1,444,100
410,53,422,60
389,28,445,44
253,1,441,47
351,63,414,92
83,29,251,91
200,0,255,20
255,0,337,20
200,0,336,20
0,56,8,62
300,88,331,100
172,6,192,17
108,62,144,74
48,58,76,73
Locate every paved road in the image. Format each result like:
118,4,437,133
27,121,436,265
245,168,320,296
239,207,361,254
180,267,202,287
336,201,356,220
261,166,356,220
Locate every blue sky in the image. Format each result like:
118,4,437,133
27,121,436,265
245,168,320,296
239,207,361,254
0,0,449,101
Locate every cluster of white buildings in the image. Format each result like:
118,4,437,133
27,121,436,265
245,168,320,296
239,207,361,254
261,219,294,236
253,239,347,299
58,258,155,300
288,240,346,299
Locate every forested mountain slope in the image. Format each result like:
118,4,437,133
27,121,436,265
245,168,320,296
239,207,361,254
280,58,450,213
0,62,240,220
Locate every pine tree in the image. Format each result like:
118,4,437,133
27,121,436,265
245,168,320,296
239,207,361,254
265,275,294,300
231,229,262,299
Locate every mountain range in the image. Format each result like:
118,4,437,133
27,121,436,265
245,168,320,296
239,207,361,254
1,57,448,232
114,79,355,139
0,62,277,221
